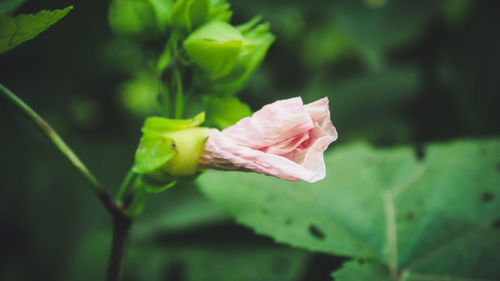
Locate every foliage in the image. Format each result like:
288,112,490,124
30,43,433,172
1,0,499,281
198,139,500,280
0,4,72,54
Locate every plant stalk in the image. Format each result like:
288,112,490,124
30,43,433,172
0,83,118,210
106,213,132,281
1,83,134,281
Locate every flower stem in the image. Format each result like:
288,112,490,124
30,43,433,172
173,68,184,119
0,83,134,281
107,213,132,281
0,83,115,207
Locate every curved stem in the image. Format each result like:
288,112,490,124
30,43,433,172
116,168,137,204
1,83,135,281
0,83,114,207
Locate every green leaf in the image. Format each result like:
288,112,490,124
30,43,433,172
203,95,252,129
207,0,232,22
127,244,310,281
198,139,500,280
139,175,176,193
157,31,179,74
0,0,24,15
123,183,147,217
0,6,73,54
133,131,177,174
332,260,391,281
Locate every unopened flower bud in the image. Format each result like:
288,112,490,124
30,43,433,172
133,113,208,182
184,18,275,95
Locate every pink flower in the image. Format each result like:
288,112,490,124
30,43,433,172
199,97,338,182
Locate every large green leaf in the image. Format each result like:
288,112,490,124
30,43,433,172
332,260,391,281
198,139,500,280
127,244,310,281
0,6,73,54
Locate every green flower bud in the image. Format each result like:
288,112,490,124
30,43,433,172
169,0,231,32
109,0,174,39
183,17,275,96
133,112,209,183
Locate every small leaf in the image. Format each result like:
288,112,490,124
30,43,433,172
0,6,73,54
133,131,177,174
207,0,232,22
124,183,147,217
204,95,252,129
139,175,177,193
157,32,179,74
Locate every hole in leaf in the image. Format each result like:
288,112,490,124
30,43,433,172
309,225,325,240
481,192,495,202
300,254,346,280
405,212,416,221
414,144,425,160
493,219,500,229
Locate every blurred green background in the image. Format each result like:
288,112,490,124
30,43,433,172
1,0,499,280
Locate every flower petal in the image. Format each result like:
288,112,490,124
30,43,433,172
222,97,314,148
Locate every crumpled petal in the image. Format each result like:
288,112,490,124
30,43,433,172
199,97,338,183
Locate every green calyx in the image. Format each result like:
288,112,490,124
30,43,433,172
108,0,174,39
133,112,209,184
170,0,232,32
184,17,275,96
